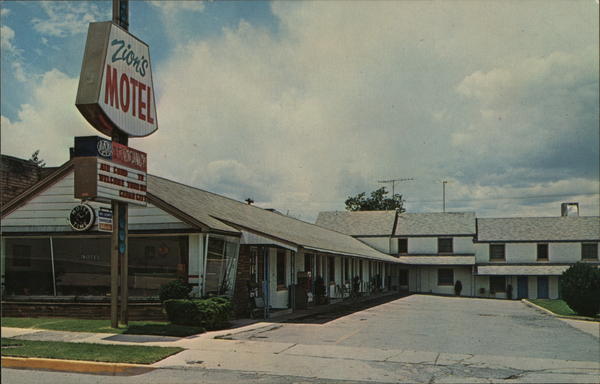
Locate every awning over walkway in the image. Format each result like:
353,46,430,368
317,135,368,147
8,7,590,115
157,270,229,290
397,256,475,265
476,265,570,276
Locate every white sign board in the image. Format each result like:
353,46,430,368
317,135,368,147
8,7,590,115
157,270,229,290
76,21,158,138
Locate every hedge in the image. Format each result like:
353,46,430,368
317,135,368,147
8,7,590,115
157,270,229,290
164,297,232,329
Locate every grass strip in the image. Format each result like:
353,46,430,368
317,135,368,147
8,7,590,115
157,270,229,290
529,299,600,320
1,338,183,364
1,317,204,337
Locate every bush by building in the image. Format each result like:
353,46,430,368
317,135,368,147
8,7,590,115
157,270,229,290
163,297,232,329
559,262,600,317
158,279,192,303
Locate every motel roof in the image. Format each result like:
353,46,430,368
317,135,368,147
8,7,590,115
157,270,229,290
476,217,600,242
315,210,397,236
148,175,401,262
395,212,476,236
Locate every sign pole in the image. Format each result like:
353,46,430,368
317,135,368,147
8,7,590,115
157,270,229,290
112,0,129,328
110,200,119,328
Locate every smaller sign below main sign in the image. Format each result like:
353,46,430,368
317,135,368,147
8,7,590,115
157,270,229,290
98,207,113,232
73,136,147,206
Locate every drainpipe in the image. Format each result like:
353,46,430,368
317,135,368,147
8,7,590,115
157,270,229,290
202,234,209,297
263,247,270,320
50,237,56,296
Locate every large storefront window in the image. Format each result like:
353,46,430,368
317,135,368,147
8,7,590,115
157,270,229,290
205,237,238,296
4,235,188,298
53,237,111,296
128,236,188,296
5,238,53,295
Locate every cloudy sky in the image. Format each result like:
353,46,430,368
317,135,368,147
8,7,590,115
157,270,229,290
1,1,598,221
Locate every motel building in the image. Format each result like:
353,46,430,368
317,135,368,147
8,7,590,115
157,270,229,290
316,208,599,300
0,153,402,319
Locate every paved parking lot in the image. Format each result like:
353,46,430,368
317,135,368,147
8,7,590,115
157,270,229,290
233,294,600,362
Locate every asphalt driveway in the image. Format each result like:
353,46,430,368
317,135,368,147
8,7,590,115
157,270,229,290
232,294,600,362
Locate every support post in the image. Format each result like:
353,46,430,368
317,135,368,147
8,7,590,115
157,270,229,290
110,200,119,328
119,203,129,325
263,247,270,320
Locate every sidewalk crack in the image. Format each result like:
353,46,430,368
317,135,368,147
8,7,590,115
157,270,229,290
275,343,297,354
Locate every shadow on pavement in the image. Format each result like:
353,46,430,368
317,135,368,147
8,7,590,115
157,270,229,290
284,293,410,324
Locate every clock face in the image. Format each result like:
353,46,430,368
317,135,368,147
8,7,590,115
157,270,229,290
69,204,95,231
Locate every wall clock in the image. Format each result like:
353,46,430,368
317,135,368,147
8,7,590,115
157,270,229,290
69,203,95,231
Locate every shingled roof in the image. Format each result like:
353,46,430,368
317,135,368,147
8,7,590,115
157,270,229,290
148,176,400,262
476,217,600,242
315,210,397,236
395,212,476,236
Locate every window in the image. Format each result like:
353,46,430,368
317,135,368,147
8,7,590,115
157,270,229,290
12,245,32,267
249,247,258,282
398,238,408,254
277,250,286,288
304,254,312,273
537,244,548,260
438,238,453,253
582,243,598,260
489,244,505,261
490,276,506,293
437,269,454,286
5,238,53,295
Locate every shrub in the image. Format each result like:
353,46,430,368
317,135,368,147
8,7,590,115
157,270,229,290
164,297,232,329
454,280,462,296
159,279,192,303
163,299,198,326
559,263,600,317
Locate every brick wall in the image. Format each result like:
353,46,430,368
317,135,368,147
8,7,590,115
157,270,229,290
0,155,58,207
232,245,251,317
1,301,166,320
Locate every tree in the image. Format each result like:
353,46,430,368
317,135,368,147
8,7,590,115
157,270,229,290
29,150,46,168
345,187,405,212
559,262,600,317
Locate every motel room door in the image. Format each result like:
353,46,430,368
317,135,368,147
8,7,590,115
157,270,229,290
517,276,528,299
537,276,549,299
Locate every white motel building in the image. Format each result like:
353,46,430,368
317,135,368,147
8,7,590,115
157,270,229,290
1,153,598,318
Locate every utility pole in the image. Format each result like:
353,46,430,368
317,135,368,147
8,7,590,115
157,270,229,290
112,0,129,328
377,178,414,197
442,180,448,213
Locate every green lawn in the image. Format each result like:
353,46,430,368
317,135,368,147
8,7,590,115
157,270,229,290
1,317,204,337
529,299,599,320
1,338,182,364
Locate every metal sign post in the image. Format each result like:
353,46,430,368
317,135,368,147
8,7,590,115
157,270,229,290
76,0,155,329
113,0,129,328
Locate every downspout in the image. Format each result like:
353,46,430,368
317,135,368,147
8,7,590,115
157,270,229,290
49,236,57,297
263,246,270,320
202,234,209,297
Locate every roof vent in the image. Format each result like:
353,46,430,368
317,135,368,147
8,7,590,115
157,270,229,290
561,202,579,217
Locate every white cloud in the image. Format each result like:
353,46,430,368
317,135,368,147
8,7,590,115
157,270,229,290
11,61,27,82
0,69,92,164
32,2,109,37
1,25,15,52
149,1,205,15
1,8,10,17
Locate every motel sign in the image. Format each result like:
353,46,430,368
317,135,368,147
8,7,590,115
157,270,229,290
76,21,158,138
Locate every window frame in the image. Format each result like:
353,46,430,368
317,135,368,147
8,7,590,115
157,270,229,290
438,238,453,254
398,238,408,255
536,243,549,261
581,243,598,260
437,268,454,286
489,243,505,261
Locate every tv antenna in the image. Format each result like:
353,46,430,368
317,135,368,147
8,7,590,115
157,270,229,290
377,177,414,197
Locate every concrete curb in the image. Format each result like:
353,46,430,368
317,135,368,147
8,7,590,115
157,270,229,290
1,356,155,376
521,299,599,323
